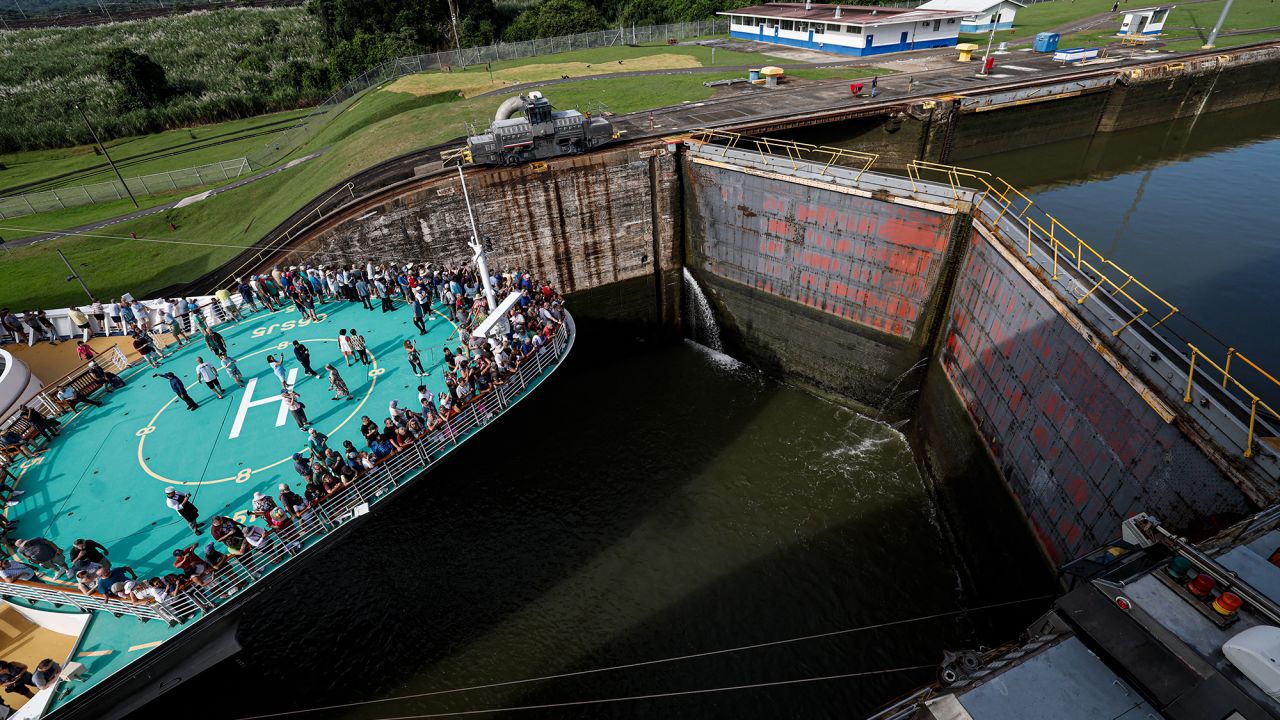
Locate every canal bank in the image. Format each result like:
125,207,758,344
123,46,1280,720
130,333,1058,720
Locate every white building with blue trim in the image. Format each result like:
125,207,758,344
718,2,971,57
916,0,1025,32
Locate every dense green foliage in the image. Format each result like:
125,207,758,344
0,7,328,151
504,0,606,41
0,0,772,152
102,47,169,109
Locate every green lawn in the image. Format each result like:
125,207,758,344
0,107,314,194
1161,29,1280,50
489,41,792,71
0,58,896,309
960,0,1280,46
0,193,180,242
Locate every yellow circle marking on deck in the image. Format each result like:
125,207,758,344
135,340,378,486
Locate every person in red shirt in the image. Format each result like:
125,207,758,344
75,341,95,362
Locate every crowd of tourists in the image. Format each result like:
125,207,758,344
1,259,567,613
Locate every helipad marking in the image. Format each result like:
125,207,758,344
128,641,163,652
135,339,378,486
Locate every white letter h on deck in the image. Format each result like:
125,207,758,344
228,369,299,439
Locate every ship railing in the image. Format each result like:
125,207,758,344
908,161,1280,464
167,314,573,618
0,577,190,626
212,182,357,292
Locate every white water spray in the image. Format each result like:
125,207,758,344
682,267,723,352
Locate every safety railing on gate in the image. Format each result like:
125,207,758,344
686,128,878,181
909,160,1280,460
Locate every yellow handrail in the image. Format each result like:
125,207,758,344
696,143,1280,461
687,129,878,181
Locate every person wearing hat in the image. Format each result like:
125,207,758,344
250,491,278,521
278,483,307,517
164,487,201,534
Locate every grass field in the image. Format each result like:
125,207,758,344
2,63,829,308
960,0,1280,46
0,107,313,194
376,41,792,98
0,58,893,309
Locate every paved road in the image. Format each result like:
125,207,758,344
6,151,324,248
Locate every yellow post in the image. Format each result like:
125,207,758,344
1185,348,1198,403
1026,223,1034,258
1222,347,1235,389
1246,397,1259,458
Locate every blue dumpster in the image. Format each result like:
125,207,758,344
1034,32,1061,53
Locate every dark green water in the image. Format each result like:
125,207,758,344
133,332,1053,720
972,100,1280,396
134,101,1280,720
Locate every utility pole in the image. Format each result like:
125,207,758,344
12,0,25,19
981,19,998,76
76,103,138,209
445,0,464,68
58,249,96,303
96,0,112,22
1203,0,1233,48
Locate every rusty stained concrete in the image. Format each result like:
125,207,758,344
276,143,683,326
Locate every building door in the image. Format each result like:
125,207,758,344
808,29,814,46
773,24,779,38
759,23,764,38
865,33,874,50
900,31,909,45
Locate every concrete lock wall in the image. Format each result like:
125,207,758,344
681,151,968,409
928,226,1252,562
678,143,1257,564
273,144,683,332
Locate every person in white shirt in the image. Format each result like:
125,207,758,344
107,300,122,335
195,357,224,399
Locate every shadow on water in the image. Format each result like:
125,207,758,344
131,329,1052,720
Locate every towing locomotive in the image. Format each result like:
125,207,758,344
453,91,618,166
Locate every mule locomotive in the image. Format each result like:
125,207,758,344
453,91,618,166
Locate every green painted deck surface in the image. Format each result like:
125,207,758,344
10,298,471,711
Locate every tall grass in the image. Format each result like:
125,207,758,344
0,6,326,151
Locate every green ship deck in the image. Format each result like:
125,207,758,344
3,297,572,716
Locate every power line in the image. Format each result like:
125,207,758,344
233,594,1054,720
366,664,939,720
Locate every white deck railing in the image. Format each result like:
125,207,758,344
1,313,574,625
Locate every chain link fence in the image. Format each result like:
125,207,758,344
0,157,250,219
247,18,730,169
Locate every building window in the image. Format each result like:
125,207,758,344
932,19,941,31
782,20,794,31
947,18,956,24
849,25,862,34
813,23,824,33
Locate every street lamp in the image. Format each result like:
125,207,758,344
75,103,138,209
58,249,96,303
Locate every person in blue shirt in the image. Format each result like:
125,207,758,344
93,565,136,597
154,371,198,411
